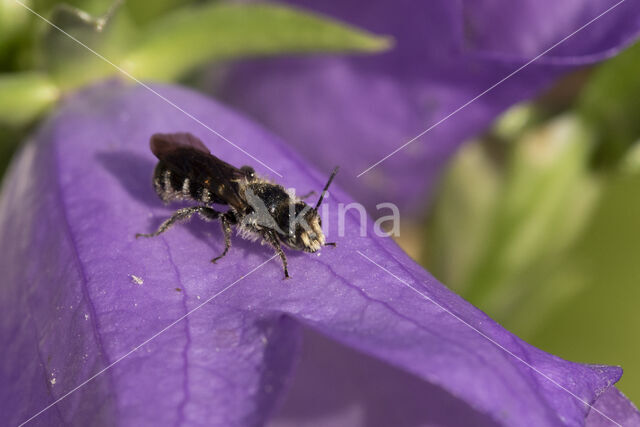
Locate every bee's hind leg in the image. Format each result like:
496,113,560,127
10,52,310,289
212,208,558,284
136,206,220,238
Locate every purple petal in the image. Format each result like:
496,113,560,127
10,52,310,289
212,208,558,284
0,82,636,426
462,0,640,63
268,326,499,427
216,0,640,213
586,387,640,427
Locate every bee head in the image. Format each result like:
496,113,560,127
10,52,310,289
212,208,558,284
281,202,325,252
279,167,338,252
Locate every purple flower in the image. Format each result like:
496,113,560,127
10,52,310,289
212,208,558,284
216,0,640,213
1,82,637,426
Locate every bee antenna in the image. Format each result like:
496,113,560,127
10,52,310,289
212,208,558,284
314,166,339,211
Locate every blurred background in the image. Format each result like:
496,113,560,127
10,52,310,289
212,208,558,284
1,0,639,405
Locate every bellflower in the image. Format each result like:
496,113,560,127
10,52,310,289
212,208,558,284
0,82,638,426
217,0,640,213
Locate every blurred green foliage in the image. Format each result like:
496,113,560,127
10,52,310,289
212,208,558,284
424,112,602,338
0,0,390,176
531,166,640,402
123,3,391,81
0,72,58,125
579,41,640,168
423,41,640,402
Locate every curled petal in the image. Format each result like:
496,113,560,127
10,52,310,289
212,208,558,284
0,82,636,426
217,0,640,213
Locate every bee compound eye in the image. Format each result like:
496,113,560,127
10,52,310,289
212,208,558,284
240,166,255,179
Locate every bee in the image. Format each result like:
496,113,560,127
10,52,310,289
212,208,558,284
136,132,338,278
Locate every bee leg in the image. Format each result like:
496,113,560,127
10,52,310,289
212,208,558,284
136,206,218,238
197,207,222,222
211,214,233,263
275,246,290,279
324,242,337,247
264,232,290,279
298,190,316,200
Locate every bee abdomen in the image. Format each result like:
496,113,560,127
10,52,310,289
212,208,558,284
152,163,216,204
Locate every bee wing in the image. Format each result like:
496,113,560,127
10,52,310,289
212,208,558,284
149,132,249,209
150,132,211,157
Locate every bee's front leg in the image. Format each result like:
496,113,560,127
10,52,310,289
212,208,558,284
263,231,290,279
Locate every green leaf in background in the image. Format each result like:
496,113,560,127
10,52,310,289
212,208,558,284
124,0,195,25
424,107,640,403
0,0,391,175
32,0,120,16
422,140,501,295
38,2,136,89
0,71,58,126
578,40,640,167
530,164,640,403
0,0,31,51
424,113,600,331
492,103,544,142
121,2,392,81
0,0,37,70
421,103,546,290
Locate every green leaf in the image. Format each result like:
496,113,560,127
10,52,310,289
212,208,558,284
38,2,135,89
424,114,600,329
492,103,542,142
463,115,598,319
32,0,121,17
422,140,501,294
124,0,196,25
578,41,640,167
0,0,31,46
0,72,59,126
529,169,640,404
0,0,37,69
121,3,392,81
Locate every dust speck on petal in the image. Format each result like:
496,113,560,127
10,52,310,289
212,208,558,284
84,314,89,320
129,274,144,285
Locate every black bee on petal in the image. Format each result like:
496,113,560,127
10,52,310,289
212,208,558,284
136,132,338,278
